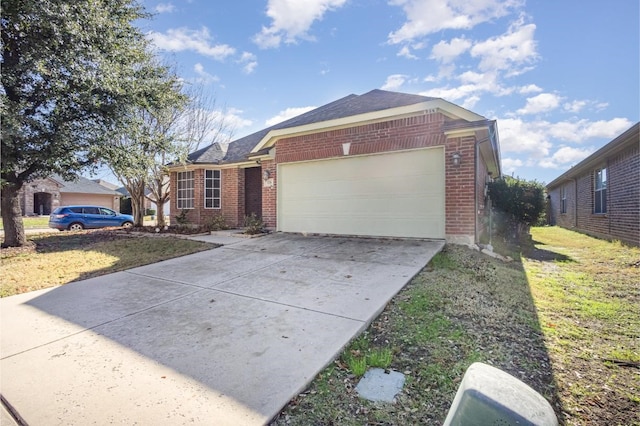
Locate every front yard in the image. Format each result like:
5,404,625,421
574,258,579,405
0,230,214,297
271,227,639,425
1,226,638,424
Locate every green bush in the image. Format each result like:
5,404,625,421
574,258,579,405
205,215,228,232
488,176,545,242
145,209,156,216
175,209,189,226
243,213,265,235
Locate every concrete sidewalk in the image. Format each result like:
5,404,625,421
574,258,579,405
1,233,443,425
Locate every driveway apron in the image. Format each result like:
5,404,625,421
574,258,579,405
1,233,443,425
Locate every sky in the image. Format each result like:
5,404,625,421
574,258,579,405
106,0,639,185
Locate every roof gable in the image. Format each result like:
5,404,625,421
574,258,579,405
185,89,486,165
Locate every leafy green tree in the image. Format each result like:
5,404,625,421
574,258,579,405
101,63,188,227
1,0,165,246
488,176,546,241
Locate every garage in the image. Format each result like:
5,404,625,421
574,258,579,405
277,147,445,239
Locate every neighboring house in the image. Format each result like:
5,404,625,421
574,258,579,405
547,122,639,247
167,89,502,245
19,174,122,216
116,186,171,216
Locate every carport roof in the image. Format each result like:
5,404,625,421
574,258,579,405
185,89,440,165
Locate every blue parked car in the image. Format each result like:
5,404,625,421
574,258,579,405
49,206,134,231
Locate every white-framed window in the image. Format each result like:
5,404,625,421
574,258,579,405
176,171,194,209
204,169,221,209
594,168,607,214
560,185,567,214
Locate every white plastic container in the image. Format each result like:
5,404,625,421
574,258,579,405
443,362,558,426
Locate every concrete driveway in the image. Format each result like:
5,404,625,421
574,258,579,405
1,233,443,425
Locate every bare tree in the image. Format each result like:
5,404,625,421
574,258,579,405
145,84,235,227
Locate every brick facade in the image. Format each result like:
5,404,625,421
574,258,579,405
548,124,639,246
172,111,494,244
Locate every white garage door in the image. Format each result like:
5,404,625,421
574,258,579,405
277,147,445,238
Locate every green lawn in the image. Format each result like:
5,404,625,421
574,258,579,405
0,216,50,230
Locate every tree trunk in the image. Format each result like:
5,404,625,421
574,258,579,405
1,182,28,247
131,187,145,227
156,200,167,227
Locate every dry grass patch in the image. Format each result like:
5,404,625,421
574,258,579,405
1,230,216,297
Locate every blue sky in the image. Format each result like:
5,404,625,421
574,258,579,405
125,0,638,184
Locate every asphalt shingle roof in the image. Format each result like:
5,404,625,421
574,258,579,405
189,89,438,165
50,174,121,195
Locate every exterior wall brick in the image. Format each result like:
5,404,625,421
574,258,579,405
548,142,639,246
171,111,490,243
548,180,577,229
445,136,476,243
261,160,277,228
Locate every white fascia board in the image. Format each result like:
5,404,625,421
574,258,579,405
250,98,485,153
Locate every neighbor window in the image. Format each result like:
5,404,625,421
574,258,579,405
204,170,221,209
594,168,607,214
560,185,567,214
176,171,194,209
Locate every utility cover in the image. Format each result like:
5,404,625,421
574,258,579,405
355,368,405,403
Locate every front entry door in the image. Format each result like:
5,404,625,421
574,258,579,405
244,167,262,218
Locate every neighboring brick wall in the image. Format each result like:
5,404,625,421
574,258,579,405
548,180,577,229
549,143,639,246
608,145,640,245
19,178,61,215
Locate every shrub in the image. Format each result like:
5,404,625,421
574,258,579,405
145,209,156,216
488,176,545,242
175,209,189,226
243,213,265,235
205,215,228,232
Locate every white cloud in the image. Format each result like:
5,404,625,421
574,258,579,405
517,93,562,115
148,27,235,60
388,0,522,44
225,108,253,131
421,70,512,103
498,118,553,157
547,118,633,142
518,84,542,94
193,63,219,84
397,46,418,59
501,157,523,175
154,3,175,13
381,74,408,91
238,52,258,74
430,37,472,63
253,0,347,49
563,100,588,113
470,18,538,73
462,95,480,109
551,146,594,164
265,106,317,126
